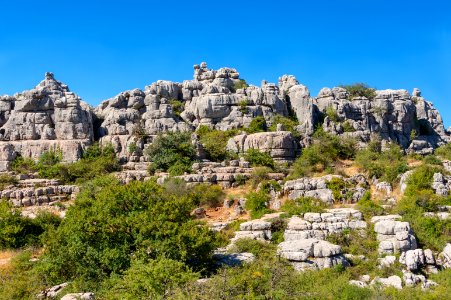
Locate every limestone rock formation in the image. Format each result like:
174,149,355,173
371,215,417,254
0,72,93,162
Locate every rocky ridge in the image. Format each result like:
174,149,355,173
0,63,449,168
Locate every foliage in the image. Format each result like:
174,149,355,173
342,120,355,132
100,258,197,299
325,105,340,122
10,155,37,174
280,197,327,216
435,143,451,160
244,149,275,169
128,142,138,154
238,99,250,114
249,166,272,188
340,83,377,100
190,184,225,208
269,114,300,137
0,202,60,249
196,126,240,162
326,177,349,203
169,99,185,117
355,139,408,185
36,148,63,178
290,128,357,178
245,116,267,134
0,174,18,190
356,191,384,218
232,79,248,91
146,131,196,175
423,154,442,166
36,177,220,286
0,250,46,299
259,180,282,194
245,191,272,219
230,238,275,258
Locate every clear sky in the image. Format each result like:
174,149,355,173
1,0,450,126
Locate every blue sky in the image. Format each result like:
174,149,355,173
1,0,450,126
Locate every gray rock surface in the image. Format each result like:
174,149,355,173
277,239,349,270
372,217,417,254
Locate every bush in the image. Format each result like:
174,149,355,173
0,174,18,190
128,142,138,154
36,149,63,178
238,99,249,114
230,238,274,257
168,99,185,117
244,149,275,169
190,184,225,208
269,115,300,137
245,116,267,134
290,129,356,178
37,178,220,286
197,126,239,162
423,155,442,165
342,120,355,132
100,258,197,299
355,140,408,185
326,177,352,203
232,79,248,91
340,83,376,100
356,191,384,218
280,197,327,216
11,156,37,174
146,131,196,175
245,191,272,219
435,143,451,160
0,202,60,249
325,106,340,122
249,166,272,188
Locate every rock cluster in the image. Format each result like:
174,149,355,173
283,208,367,241
431,172,451,196
0,72,93,163
231,219,272,243
226,131,299,162
0,178,78,207
371,215,417,254
0,63,450,167
277,239,349,271
283,175,368,204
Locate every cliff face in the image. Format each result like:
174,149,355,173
0,73,93,170
0,63,449,168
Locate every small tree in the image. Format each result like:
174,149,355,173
340,83,376,100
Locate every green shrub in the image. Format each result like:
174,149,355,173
168,99,185,117
325,106,340,122
342,120,355,132
404,164,440,197
197,126,240,162
0,202,60,249
435,143,451,160
146,131,196,175
423,155,442,165
280,197,327,216
249,166,272,188
356,191,384,218
230,238,275,257
190,184,225,208
37,178,220,286
11,156,37,174
128,142,138,154
355,140,408,185
269,115,300,137
36,149,63,178
259,180,282,194
100,258,197,299
340,83,376,100
238,98,250,114
245,116,267,134
0,174,18,190
326,177,349,203
245,191,272,219
234,174,247,186
232,79,248,91
290,129,356,178
244,149,275,169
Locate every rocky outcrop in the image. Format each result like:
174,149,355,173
0,72,93,162
283,175,368,204
399,248,437,273
277,239,349,270
371,215,417,254
226,131,299,162
1,63,450,168
0,177,78,207
231,219,272,242
283,208,366,241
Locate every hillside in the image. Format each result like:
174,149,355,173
1,64,451,299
